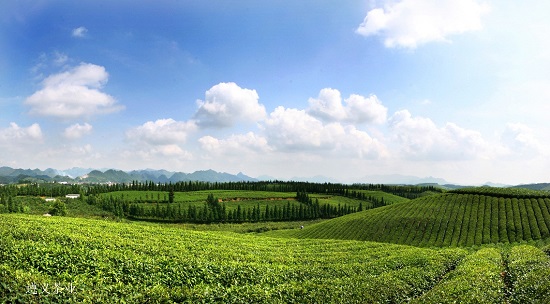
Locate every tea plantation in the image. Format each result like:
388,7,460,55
1,213,550,303
272,191,550,247
2,186,550,302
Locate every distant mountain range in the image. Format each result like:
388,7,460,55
0,166,546,189
0,166,258,184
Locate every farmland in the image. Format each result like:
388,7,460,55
2,213,549,303
271,191,550,247
2,184,550,302
88,188,403,223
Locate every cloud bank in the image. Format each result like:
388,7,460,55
389,110,488,160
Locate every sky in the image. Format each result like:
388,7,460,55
1,0,550,185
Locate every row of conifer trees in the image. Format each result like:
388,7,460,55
88,192,365,223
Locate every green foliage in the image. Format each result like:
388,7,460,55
94,190,362,223
506,245,550,303
450,186,550,199
271,193,550,247
49,200,67,216
413,248,505,303
1,214,467,303
3,213,550,302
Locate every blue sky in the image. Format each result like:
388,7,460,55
1,0,549,185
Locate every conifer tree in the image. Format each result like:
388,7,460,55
169,190,175,204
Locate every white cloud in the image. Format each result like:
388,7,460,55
389,110,488,160
199,132,271,155
72,26,88,38
307,88,347,121
126,118,197,145
340,126,388,158
124,144,193,162
356,0,490,48
194,82,266,128
262,106,386,158
150,144,190,157
264,106,334,151
53,51,68,66
63,123,93,139
345,94,387,124
307,88,387,124
0,122,43,144
25,63,123,119
500,123,545,157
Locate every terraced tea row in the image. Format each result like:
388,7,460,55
271,193,550,246
0,214,457,302
2,214,549,303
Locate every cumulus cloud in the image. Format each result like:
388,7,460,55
0,123,43,144
356,0,489,48
194,82,266,128
389,110,487,160
199,132,271,155
126,118,197,145
345,93,387,124
307,88,387,124
307,88,347,121
25,63,123,119
340,126,388,158
262,106,386,158
124,119,196,163
264,107,335,151
63,123,93,139
72,26,88,38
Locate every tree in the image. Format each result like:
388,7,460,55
50,201,67,216
169,190,175,204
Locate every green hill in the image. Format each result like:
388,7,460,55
269,189,550,247
2,214,550,303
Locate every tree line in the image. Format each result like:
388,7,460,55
87,192,362,223
0,180,441,200
85,180,441,199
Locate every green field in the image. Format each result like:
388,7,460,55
269,192,550,247
2,213,550,303
91,190,391,222
98,190,373,209
3,185,550,302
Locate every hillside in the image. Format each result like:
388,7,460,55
269,189,550,247
2,214,550,303
511,183,550,191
